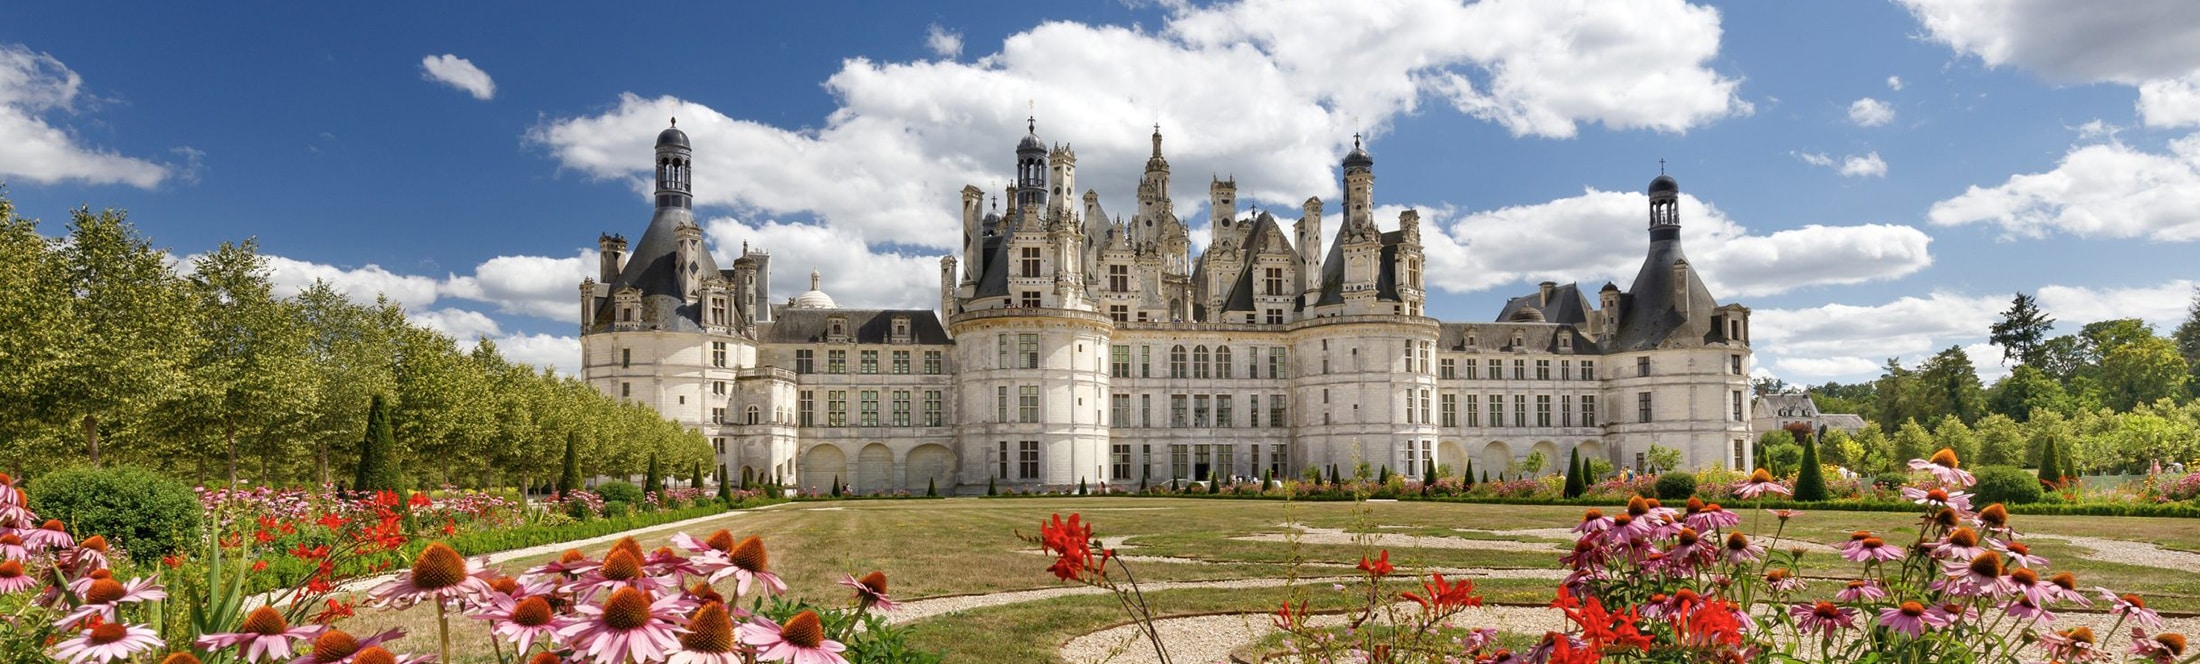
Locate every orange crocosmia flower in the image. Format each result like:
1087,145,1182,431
1400,573,1481,614
1356,550,1393,577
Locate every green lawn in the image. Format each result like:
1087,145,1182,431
338,497,2200,663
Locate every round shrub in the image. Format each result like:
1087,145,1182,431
1653,471,1697,501
26,466,201,563
1871,472,1910,490
1970,465,2043,505
595,481,643,505
603,500,632,518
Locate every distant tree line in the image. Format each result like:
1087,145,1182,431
0,193,710,490
1753,290,2200,476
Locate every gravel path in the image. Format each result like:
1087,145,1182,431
2028,533,2200,570
886,576,1363,625
1234,524,1561,553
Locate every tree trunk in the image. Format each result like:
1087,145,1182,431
82,414,100,467
225,425,240,486
317,442,330,488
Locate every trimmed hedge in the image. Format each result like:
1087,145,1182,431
1972,465,2044,505
27,465,202,563
1653,472,1697,501
595,481,643,505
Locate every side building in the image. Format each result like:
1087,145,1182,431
581,120,1755,494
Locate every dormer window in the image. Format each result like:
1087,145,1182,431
1511,333,1524,349
892,316,911,343
827,316,849,343
1558,334,1572,351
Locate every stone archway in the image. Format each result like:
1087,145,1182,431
1479,441,1512,477
1529,441,1562,475
1438,440,1468,478
906,444,955,492
799,444,846,494
856,443,894,494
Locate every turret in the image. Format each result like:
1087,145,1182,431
1342,134,1375,233
1297,197,1323,307
1048,143,1077,219
960,185,984,285
1016,117,1047,212
939,256,958,317
655,119,692,210
1209,177,1239,246
1649,173,1680,241
675,220,705,302
598,234,628,283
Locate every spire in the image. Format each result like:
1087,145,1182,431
1145,124,1170,174
811,269,821,291
653,119,692,210
1151,123,1163,158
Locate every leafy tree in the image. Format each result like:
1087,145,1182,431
1873,359,1923,434
1756,430,1795,470
1852,425,1895,474
46,208,198,466
295,281,396,485
2099,336,2189,411
174,240,316,484
1919,346,1986,425
1987,365,2070,422
1794,433,1828,501
1645,445,1683,474
1989,293,2054,367
1933,414,1980,468
2037,437,2065,486
1516,451,1547,476
1763,439,1803,477
1973,414,2026,467
2176,286,2200,398
0,195,73,477
354,394,400,492
2033,334,2092,384
1893,419,1935,466
2082,319,2157,360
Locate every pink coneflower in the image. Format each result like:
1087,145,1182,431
1877,601,1932,638
0,532,28,559
1734,468,1791,499
645,546,712,580
0,559,36,593
64,535,111,573
2002,595,2054,623
526,549,597,579
708,536,787,597
1901,486,1973,513
1839,534,1902,563
2102,590,2164,629
1571,509,1612,535
50,620,163,664
1835,579,1885,602
1761,568,1806,594
1909,449,1975,487
670,530,737,556
669,602,742,664
2005,567,2054,606
1604,514,1652,544
477,595,566,653
1934,552,2013,597
2130,633,2187,664
1789,601,1855,637
1932,602,1976,627
2047,572,2092,607
1932,527,1987,561
55,577,167,626
195,606,326,663
1721,532,1763,564
837,572,896,612
366,542,493,609
571,548,670,600
2041,626,2102,662
1994,540,2047,568
560,587,684,664
283,628,406,664
345,646,430,664
1661,528,1708,570
1559,538,1604,570
1766,508,1803,522
24,519,75,549
1683,499,1741,531
1973,503,2012,535
739,610,849,664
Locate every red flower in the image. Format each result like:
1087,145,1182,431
308,599,354,624
407,492,431,509
316,513,347,531
306,577,333,594
1674,599,1745,649
1273,600,1309,631
1400,573,1480,615
1555,587,1651,652
289,544,329,561
251,560,269,573
1036,514,1105,582
162,555,183,569
1356,550,1393,577
441,521,456,536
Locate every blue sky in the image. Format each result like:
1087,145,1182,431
5,0,2197,380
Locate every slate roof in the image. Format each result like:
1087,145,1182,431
592,206,718,333
1607,233,1721,352
1216,213,1293,314
762,309,952,345
1438,322,1601,354
1496,283,1594,327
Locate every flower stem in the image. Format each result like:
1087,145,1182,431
436,598,452,664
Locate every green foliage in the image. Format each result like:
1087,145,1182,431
2100,336,2190,411
830,476,843,497
1653,471,1697,501
644,452,663,499
1990,292,2055,367
596,481,643,505
1893,419,1935,466
2038,438,2065,486
1462,459,1476,486
354,394,401,492
1972,465,2045,505
1973,414,2026,467
1517,451,1547,476
1794,434,1829,502
986,476,997,496
1584,457,1614,481
1934,414,1981,467
26,465,201,562
755,597,944,664
1644,445,1683,474
1078,477,1088,495
602,500,631,518
1561,448,1585,499
926,477,937,497
558,432,582,494
718,471,733,503
1762,440,1803,476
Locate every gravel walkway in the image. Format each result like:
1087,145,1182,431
2027,533,2200,570
1233,524,1561,553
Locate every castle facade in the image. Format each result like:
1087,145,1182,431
580,120,1755,493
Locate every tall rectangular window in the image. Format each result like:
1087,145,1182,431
1733,390,1745,422
1111,393,1131,426
1513,359,1526,380
1269,394,1288,427
1441,393,1457,427
795,349,814,374
996,386,1008,422
711,342,727,368
1018,440,1040,479
1019,334,1040,369
1514,394,1528,428
1018,385,1040,423
1465,394,1480,427
1264,267,1284,296
827,390,848,427
1171,395,1188,428
1109,264,1129,292
1560,360,1571,381
1217,395,1233,428
860,350,878,374
1141,346,1152,377
1111,345,1130,377
1269,347,1286,379
1141,394,1153,427
1535,359,1550,380
1733,439,1747,469
620,382,630,398
1637,392,1653,423
924,350,943,374
859,390,879,426
827,349,846,374
1249,395,1260,428
1171,444,1189,480
1020,247,1041,278
1421,389,1432,425
1269,444,1289,477
1637,356,1651,377
1488,394,1503,428
1731,354,1744,375
622,348,631,368
1583,395,1597,426
1561,395,1573,427
1112,444,1131,481
1216,347,1233,379
1440,358,1456,379
1193,395,1211,427
711,407,725,424
923,390,943,426
892,390,911,426
712,380,726,395
998,441,1008,478
997,334,1010,369
799,391,814,427
1487,359,1501,381
1404,389,1416,424
1536,395,1551,427
1581,360,1596,381
892,350,911,374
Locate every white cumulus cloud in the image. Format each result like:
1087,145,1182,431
1840,152,1888,177
1792,151,1833,167
1887,75,1903,91
420,54,495,100
262,255,444,310
1895,0,2200,127
411,307,503,341
1929,134,2200,241
925,23,963,59
494,333,583,376
441,251,596,320
0,44,172,188
1848,97,1894,126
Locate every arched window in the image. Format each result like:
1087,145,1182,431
1215,346,1233,379
1193,346,1210,379
1170,345,1188,378
745,406,761,425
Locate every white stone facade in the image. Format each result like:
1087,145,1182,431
581,121,1755,494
